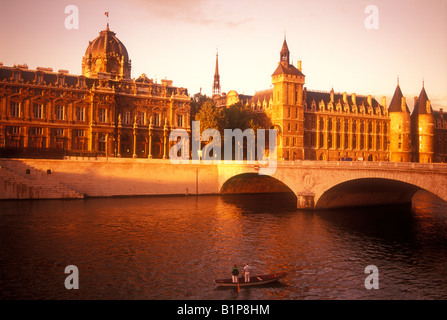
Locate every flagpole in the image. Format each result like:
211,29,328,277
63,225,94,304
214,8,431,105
105,12,109,28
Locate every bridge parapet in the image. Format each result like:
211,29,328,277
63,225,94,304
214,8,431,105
217,160,447,210
275,160,447,172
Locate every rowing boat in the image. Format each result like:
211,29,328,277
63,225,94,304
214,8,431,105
215,272,288,287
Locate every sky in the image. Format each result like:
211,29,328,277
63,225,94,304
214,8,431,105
0,0,446,111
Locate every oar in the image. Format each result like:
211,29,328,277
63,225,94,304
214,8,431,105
237,277,240,292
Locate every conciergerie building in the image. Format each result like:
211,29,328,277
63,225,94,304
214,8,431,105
0,26,446,163
0,24,191,159
213,38,447,163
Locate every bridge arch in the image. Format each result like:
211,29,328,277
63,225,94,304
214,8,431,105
315,178,423,209
220,172,295,195
217,161,447,210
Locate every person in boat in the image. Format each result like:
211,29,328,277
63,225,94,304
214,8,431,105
231,265,239,283
243,263,252,282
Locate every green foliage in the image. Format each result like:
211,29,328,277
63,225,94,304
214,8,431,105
194,99,224,133
191,93,272,134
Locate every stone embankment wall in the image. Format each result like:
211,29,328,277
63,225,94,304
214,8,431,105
0,158,219,200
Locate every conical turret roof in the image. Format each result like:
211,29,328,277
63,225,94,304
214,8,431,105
388,84,409,113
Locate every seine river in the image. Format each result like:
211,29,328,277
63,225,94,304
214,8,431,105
1,191,447,300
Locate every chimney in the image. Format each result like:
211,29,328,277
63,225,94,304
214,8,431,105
297,60,302,72
343,92,347,104
426,100,431,113
401,97,406,111
351,93,356,105
381,96,386,108
367,95,372,106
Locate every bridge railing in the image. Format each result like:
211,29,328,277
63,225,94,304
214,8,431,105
277,160,447,171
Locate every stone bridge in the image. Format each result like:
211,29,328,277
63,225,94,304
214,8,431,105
217,161,447,209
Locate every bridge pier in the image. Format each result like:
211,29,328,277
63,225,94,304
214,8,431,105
296,192,315,210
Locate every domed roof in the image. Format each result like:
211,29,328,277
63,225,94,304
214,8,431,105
84,26,129,62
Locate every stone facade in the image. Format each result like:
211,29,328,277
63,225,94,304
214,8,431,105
213,38,445,163
0,26,190,159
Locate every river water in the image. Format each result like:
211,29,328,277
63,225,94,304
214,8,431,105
1,191,447,300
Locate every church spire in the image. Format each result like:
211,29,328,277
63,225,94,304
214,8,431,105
280,37,290,66
213,49,221,96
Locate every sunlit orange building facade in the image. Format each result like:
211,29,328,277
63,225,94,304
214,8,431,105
0,26,190,159
213,38,447,163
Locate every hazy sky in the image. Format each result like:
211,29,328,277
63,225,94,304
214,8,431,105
1,0,446,111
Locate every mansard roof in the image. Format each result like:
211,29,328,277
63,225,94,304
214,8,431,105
250,90,272,104
304,89,385,115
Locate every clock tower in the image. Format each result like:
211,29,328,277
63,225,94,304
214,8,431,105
271,37,305,160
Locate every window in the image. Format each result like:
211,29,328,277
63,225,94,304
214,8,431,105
98,134,106,152
177,114,184,127
9,126,21,134
154,113,160,126
123,111,131,125
138,111,145,125
99,108,107,123
310,132,316,147
36,73,43,83
31,127,43,135
33,104,44,119
74,129,85,137
55,128,64,136
56,105,65,120
10,102,20,117
76,107,85,121
287,123,291,132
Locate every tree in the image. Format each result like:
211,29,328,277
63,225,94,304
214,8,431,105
190,92,210,123
194,99,224,133
222,102,272,131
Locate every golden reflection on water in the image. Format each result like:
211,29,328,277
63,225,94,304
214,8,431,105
0,190,446,299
